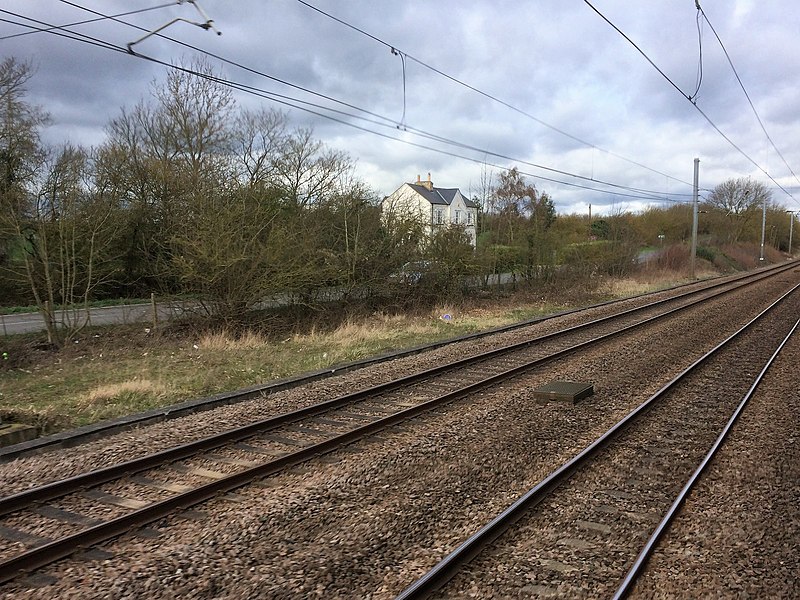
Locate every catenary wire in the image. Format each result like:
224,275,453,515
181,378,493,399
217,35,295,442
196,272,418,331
0,8,690,205
55,0,397,128
698,3,800,190
583,0,798,207
0,11,125,54
0,13,682,205
133,50,685,204
291,0,696,189
0,2,175,42
46,2,694,201
689,6,704,101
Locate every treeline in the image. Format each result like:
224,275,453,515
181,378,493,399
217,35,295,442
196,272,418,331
1,59,438,342
1,57,791,344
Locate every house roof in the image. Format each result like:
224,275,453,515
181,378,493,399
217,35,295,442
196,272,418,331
407,183,478,209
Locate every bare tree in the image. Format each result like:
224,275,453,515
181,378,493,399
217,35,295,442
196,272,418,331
470,161,494,236
232,107,288,189
99,59,238,294
3,142,120,343
154,58,235,187
273,128,351,208
0,58,49,191
488,167,557,280
704,177,770,243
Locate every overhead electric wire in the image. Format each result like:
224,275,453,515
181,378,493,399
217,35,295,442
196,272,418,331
1,13,679,204
0,2,175,41
697,3,800,190
1,7,687,205
291,0,696,189
0,10,125,54
689,7,704,101
45,2,692,201
55,0,397,128
582,0,798,206
582,0,689,101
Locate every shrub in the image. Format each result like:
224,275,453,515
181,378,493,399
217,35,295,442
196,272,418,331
655,244,689,270
696,246,716,262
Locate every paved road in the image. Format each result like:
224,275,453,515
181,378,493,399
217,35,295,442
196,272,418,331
0,303,186,336
2,273,518,336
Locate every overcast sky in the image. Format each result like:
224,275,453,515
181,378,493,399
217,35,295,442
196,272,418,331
2,0,799,215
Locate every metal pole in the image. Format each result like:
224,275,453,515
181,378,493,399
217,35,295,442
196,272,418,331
788,211,794,258
759,193,767,261
690,158,700,279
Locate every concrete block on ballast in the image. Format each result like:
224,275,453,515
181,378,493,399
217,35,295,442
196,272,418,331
533,381,594,404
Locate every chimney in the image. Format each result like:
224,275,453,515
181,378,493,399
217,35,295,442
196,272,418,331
422,172,433,191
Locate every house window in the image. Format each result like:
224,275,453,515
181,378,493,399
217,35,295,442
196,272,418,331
435,209,443,225
467,212,473,225
454,210,461,224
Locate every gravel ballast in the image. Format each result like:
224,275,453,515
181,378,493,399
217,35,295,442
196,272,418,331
1,270,798,599
629,320,800,599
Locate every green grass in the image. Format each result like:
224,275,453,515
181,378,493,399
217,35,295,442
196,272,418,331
0,269,711,438
0,301,562,435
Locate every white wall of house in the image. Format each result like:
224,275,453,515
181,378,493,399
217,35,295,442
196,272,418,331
382,182,478,247
445,190,477,246
383,184,430,225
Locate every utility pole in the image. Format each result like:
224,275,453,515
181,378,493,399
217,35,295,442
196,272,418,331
787,210,795,258
759,190,767,262
690,158,700,279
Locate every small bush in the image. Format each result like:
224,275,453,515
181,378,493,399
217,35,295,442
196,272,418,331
655,244,689,270
720,244,761,270
696,246,716,262
561,240,637,277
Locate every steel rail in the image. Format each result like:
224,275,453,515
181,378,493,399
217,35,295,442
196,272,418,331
612,316,800,599
394,281,800,600
0,304,717,585
1,274,794,584
0,259,786,518
2,263,793,463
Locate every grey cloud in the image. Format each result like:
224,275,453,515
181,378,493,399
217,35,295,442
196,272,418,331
2,0,799,213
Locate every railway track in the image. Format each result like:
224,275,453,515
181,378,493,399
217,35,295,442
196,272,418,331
0,263,796,587
2,263,793,463
395,281,800,599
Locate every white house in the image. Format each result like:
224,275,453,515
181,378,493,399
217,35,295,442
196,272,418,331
382,173,479,246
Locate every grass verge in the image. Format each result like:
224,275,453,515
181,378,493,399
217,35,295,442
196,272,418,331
0,266,729,437
0,297,562,435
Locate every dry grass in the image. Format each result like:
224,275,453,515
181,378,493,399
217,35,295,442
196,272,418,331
603,269,711,298
294,313,434,347
1,258,756,435
82,379,170,407
720,243,784,269
604,278,660,298
656,244,691,271
197,329,270,351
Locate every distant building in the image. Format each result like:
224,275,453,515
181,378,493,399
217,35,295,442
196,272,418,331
382,173,478,246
